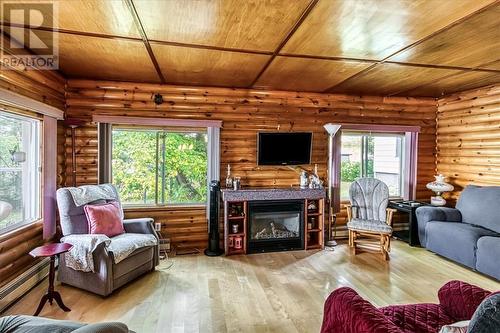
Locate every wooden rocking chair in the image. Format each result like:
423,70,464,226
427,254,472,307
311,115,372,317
346,178,397,260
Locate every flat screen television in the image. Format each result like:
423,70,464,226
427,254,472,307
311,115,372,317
258,132,312,165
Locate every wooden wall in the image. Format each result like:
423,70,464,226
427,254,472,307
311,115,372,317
64,79,437,249
0,37,66,286
437,84,500,202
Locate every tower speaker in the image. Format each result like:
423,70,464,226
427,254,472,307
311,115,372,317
204,180,223,256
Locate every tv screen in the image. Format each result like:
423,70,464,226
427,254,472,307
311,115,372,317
258,132,312,165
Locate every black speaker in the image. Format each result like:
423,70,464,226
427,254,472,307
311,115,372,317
204,180,223,256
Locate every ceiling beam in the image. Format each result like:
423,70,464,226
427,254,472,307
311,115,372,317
124,0,166,83
323,0,500,93
248,0,320,87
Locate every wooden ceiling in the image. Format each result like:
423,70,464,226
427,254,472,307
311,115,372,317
1,0,499,97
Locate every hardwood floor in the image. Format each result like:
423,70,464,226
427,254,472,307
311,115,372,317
4,241,499,333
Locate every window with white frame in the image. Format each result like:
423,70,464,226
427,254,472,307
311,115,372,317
340,131,405,199
111,127,208,206
0,111,41,232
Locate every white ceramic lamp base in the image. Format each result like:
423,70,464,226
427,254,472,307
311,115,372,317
430,195,446,206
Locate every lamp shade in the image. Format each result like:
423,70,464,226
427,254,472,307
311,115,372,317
324,123,341,136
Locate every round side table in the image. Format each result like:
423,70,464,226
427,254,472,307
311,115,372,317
29,243,73,316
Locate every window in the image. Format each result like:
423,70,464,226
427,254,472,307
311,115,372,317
341,131,405,199
111,127,208,206
0,111,41,232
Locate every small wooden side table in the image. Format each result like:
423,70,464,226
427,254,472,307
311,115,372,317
29,243,73,316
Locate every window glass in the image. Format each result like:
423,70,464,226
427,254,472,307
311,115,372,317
111,128,208,206
0,111,41,232
164,132,208,204
341,132,404,199
112,129,157,205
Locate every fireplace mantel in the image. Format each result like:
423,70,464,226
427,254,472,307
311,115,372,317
221,187,325,202
221,187,326,255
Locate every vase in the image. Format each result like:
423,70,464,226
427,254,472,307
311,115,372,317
426,174,454,206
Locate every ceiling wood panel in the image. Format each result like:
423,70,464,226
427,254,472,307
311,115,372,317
390,4,500,69
1,0,498,97
254,56,372,92
1,0,139,38
281,0,496,60
134,0,311,52
53,33,159,82
403,71,500,97
151,43,270,87
330,63,466,96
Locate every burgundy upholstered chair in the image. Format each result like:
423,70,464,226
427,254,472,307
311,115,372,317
321,280,492,333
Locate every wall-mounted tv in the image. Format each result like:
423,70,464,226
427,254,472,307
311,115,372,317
257,132,312,165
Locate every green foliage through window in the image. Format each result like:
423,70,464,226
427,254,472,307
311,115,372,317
112,128,208,205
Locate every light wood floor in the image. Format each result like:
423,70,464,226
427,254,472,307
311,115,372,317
4,241,500,333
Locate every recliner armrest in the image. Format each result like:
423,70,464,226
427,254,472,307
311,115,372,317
415,206,462,246
123,217,160,267
123,217,157,237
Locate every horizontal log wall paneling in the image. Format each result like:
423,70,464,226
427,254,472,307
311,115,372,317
0,36,65,286
64,79,437,249
437,84,500,202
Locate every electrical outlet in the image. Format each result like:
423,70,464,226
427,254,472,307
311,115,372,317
155,222,161,231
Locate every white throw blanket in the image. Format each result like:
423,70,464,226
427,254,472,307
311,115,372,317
61,233,157,272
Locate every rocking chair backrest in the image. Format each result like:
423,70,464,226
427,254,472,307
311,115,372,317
349,178,389,222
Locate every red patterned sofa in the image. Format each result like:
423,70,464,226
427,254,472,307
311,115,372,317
321,280,491,333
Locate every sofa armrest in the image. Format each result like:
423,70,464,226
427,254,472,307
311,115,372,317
415,206,462,247
438,280,491,321
321,287,403,333
73,322,130,333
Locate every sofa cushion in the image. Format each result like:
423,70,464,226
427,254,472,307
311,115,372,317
426,222,497,269
381,303,454,333
456,185,500,233
476,236,500,280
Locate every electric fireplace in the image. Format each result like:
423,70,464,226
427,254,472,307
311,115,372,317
247,200,304,253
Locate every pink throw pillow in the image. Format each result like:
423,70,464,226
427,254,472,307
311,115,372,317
84,201,124,237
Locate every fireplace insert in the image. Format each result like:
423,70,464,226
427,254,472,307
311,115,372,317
247,200,304,253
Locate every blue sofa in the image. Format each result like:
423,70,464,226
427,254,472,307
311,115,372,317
416,185,500,280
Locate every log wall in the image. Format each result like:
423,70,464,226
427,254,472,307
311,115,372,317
437,84,500,202
0,43,65,286
64,79,438,250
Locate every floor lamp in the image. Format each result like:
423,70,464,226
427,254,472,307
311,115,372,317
324,123,341,247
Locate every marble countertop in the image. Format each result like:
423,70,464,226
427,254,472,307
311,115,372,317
221,187,326,201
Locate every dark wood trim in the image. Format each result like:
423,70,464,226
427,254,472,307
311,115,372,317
124,0,166,83
390,59,500,97
383,61,500,73
0,22,142,42
323,1,500,93
149,40,273,56
248,0,320,87
278,53,500,73
278,53,378,64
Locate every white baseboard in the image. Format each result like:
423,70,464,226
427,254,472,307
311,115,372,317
0,258,50,313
